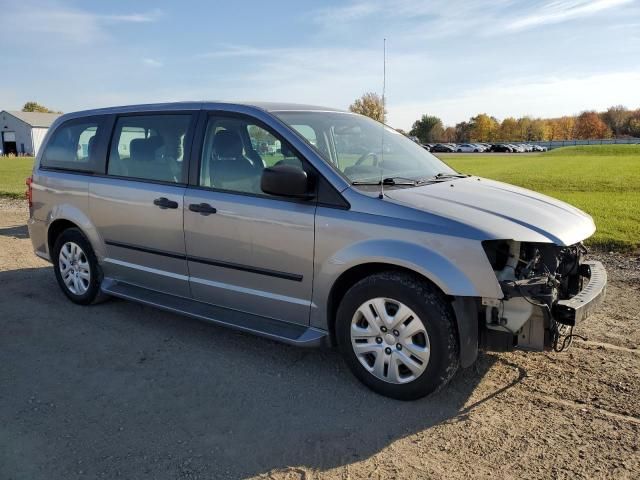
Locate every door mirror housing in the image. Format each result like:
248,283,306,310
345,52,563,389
261,164,312,199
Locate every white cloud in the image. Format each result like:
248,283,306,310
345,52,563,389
311,0,634,39
506,0,634,31
312,1,381,26
103,10,163,23
0,1,161,44
142,58,164,68
196,45,280,59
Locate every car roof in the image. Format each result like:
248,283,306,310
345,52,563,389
58,101,347,120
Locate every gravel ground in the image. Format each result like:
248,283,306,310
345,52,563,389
0,199,638,479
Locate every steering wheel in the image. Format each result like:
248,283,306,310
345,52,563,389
355,152,379,166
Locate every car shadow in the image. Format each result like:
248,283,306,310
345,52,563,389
0,223,29,239
0,266,524,479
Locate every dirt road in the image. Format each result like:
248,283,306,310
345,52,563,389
1,200,638,479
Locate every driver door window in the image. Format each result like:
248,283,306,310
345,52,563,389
199,116,303,195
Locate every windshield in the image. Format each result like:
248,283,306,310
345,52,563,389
273,111,457,185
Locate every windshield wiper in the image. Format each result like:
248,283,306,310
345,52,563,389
351,176,424,186
434,172,469,179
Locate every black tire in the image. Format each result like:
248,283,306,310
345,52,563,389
336,271,459,400
52,228,104,305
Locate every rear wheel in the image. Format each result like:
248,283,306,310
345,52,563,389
336,271,459,400
53,228,103,305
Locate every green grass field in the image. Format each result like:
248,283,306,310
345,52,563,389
1,145,638,250
0,157,33,198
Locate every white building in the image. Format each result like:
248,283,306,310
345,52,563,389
1,110,61,156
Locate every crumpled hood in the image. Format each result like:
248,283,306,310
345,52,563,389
384,176,595,245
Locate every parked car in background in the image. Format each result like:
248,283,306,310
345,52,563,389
421,144,431,151
431,143,456,153
456,144,481,153
491,144,514,153
532,145,548,152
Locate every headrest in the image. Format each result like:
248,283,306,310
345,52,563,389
281,143,294,158
87,136,96,158
213,130,243,158
130,136,164,162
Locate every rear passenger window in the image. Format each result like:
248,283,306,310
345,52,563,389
41,118,106,172
107,115,191,183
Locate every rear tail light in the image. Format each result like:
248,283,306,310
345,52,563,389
26,176,33,208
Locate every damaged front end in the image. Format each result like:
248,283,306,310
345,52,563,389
479,240,607,352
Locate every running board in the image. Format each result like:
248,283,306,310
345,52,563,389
101,279,328,347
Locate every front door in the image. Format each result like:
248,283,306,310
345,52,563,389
90,112,196,297
183,113,316,325
2,131,17,155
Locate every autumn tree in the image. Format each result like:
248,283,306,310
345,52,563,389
498,117,519,141
547,118,562,140
441,126,457,142
528,119,548,141
22,101,57,113
574,111,611,139
628,119,640,137
454,121,472,142
469,114,498,142
349,92,386,122
410,114,444,143
626,110,640,137
602,105,630,137
550,116,576,140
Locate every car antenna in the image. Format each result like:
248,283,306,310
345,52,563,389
379,38,386,200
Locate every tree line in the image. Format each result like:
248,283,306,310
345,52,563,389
348,93,640,143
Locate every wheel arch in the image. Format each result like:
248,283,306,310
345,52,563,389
45,204,105,261
326,262,448,346
47,218,80,256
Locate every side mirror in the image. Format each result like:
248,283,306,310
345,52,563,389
261,164,312,198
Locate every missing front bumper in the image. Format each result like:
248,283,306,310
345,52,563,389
480,260,607,352
553,261,607,326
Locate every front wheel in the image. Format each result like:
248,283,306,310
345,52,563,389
336,272,459,400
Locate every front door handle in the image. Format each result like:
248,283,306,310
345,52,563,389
189,203,217,215
153,197,179,209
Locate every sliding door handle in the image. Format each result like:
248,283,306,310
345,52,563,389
189,203,217,215
153,197,179,209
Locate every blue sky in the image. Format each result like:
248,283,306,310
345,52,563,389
1,0,639,129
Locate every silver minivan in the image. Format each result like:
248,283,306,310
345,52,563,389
27,102,606,399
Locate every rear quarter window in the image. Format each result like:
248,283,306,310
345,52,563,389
41,117,108,172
